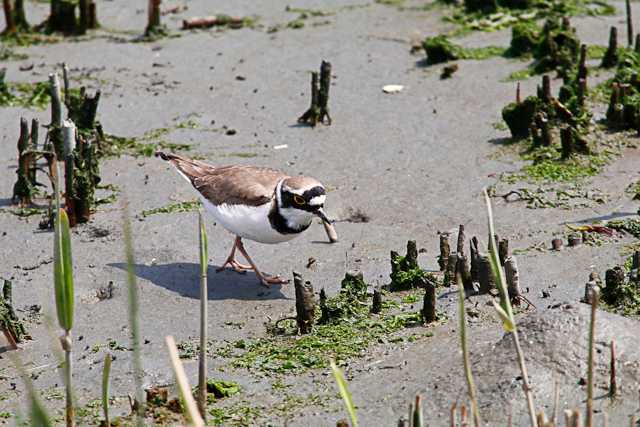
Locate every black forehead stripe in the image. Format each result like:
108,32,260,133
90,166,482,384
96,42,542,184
302,186,325,200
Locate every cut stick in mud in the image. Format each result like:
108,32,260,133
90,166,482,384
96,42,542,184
298,61,332,126
421,277,436,324
49,73,63,157
2,0,16,34
294,272,315,334
636,34,640,53
456,224,465,256
445,253,458,286
63,120,77,226
145,0,162,35
470,237,479,283
336,420,349,427
478,255,494,294
541,74,552,103
552,238,563,251
406,240,418,269
516,81,521,103
457,255,474,296
504,256,522,305
560,126,574,159
498,238,509,266
578,44,588,82
439,233,450,272
602,26,619,68
609,340,617,398
568,234,582,247
371,289,382,314
12,117,34,206
627,0,633,46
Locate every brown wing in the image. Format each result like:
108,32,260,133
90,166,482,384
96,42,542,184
156,151,287,206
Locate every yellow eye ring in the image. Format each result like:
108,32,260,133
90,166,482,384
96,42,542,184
293,195,306,205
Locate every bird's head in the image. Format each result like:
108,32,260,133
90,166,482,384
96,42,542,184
275,176,332,229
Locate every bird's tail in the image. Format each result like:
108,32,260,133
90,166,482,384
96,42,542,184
155,151,212,185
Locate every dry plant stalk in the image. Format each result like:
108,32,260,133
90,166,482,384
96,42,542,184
586,287,599,427
458,281,481,427
165,336,205,427
609,340,617,398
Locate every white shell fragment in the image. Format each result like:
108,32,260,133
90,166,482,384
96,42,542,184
273,144,288,150
382,84,404,93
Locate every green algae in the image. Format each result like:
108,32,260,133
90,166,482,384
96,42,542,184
140,200,199,217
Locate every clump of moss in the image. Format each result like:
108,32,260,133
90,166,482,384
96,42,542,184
205,380,241,400
319,271,368,324
508,21,540,56
600,263,640,317
422,35,505,64
422,35,464,64
502,96,543,139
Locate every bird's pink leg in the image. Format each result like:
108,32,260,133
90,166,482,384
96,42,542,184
217,236,252,273
234,237,289,287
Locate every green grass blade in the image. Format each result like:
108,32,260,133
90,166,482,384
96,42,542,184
330,359,359,427
197,209,208,419
102,353,112,426
53,208,74,331
483,189,514,327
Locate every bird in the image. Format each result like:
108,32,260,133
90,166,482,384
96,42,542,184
156,151,333,286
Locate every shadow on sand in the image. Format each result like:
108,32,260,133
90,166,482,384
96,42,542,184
108,262,288,301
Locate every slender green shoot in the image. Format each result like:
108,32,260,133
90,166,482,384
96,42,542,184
413,395,424,427
122,199,144,426
165,336,205,427
330,359,358,427
197,210,208,419
586,287,599,427
53,165,75,427
483,189,538,427
10,354,53,427
102,353,112,427
458,280,481,427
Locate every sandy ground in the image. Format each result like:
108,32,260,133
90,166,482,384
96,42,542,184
1,0,640,426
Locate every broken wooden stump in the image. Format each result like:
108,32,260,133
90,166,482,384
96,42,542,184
498,238,509,266
438,232,450,272
297,61,332,126
469,236,479,283
0,280,26,350
406,240,418,269
145,0,164,36
456,224,465,256
560,126,574,159
66,85,101,132
293,272,315,334
78,0,98,33
627,0,634,47
371,289,382,314
478,255,495,294
504,256,522,305
609,340,617,397
444,252,458,286
457,254,474,296
551,237,563,251
49,73,64,157
421,276,436,324
12,117,35,206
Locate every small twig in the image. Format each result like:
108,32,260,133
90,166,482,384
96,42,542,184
586,287,600,427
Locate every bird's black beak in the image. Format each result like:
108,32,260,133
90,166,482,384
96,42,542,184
315,208,333,225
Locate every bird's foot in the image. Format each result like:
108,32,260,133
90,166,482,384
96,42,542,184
257,274,290,287
216,259,252,273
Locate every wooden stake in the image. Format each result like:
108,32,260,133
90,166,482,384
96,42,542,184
504,256,522,305
49,73,64,157
318,60,332,125
439,233,450,272
454,225,464,257
478,255,494,294
422,277,436,323
586,287,599,427
457,255,474,296
293,272,315,334
516,82,521,104
627,0,634,47
542,75,552,103
609,340,617,398
469,237,479,283
146,0,161,35
578,44,588,82
445,253,459,286
371,289,382,314
406,240,418,269
602,26,619,68
2,0,16,34
498,238,509,266
560,126,573,159
298,71,320,126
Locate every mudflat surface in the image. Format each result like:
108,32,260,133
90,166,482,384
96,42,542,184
1,1,639,426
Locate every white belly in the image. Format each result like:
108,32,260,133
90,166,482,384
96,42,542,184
200,197,300,244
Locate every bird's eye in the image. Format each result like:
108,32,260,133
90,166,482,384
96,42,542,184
293,195,306,205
